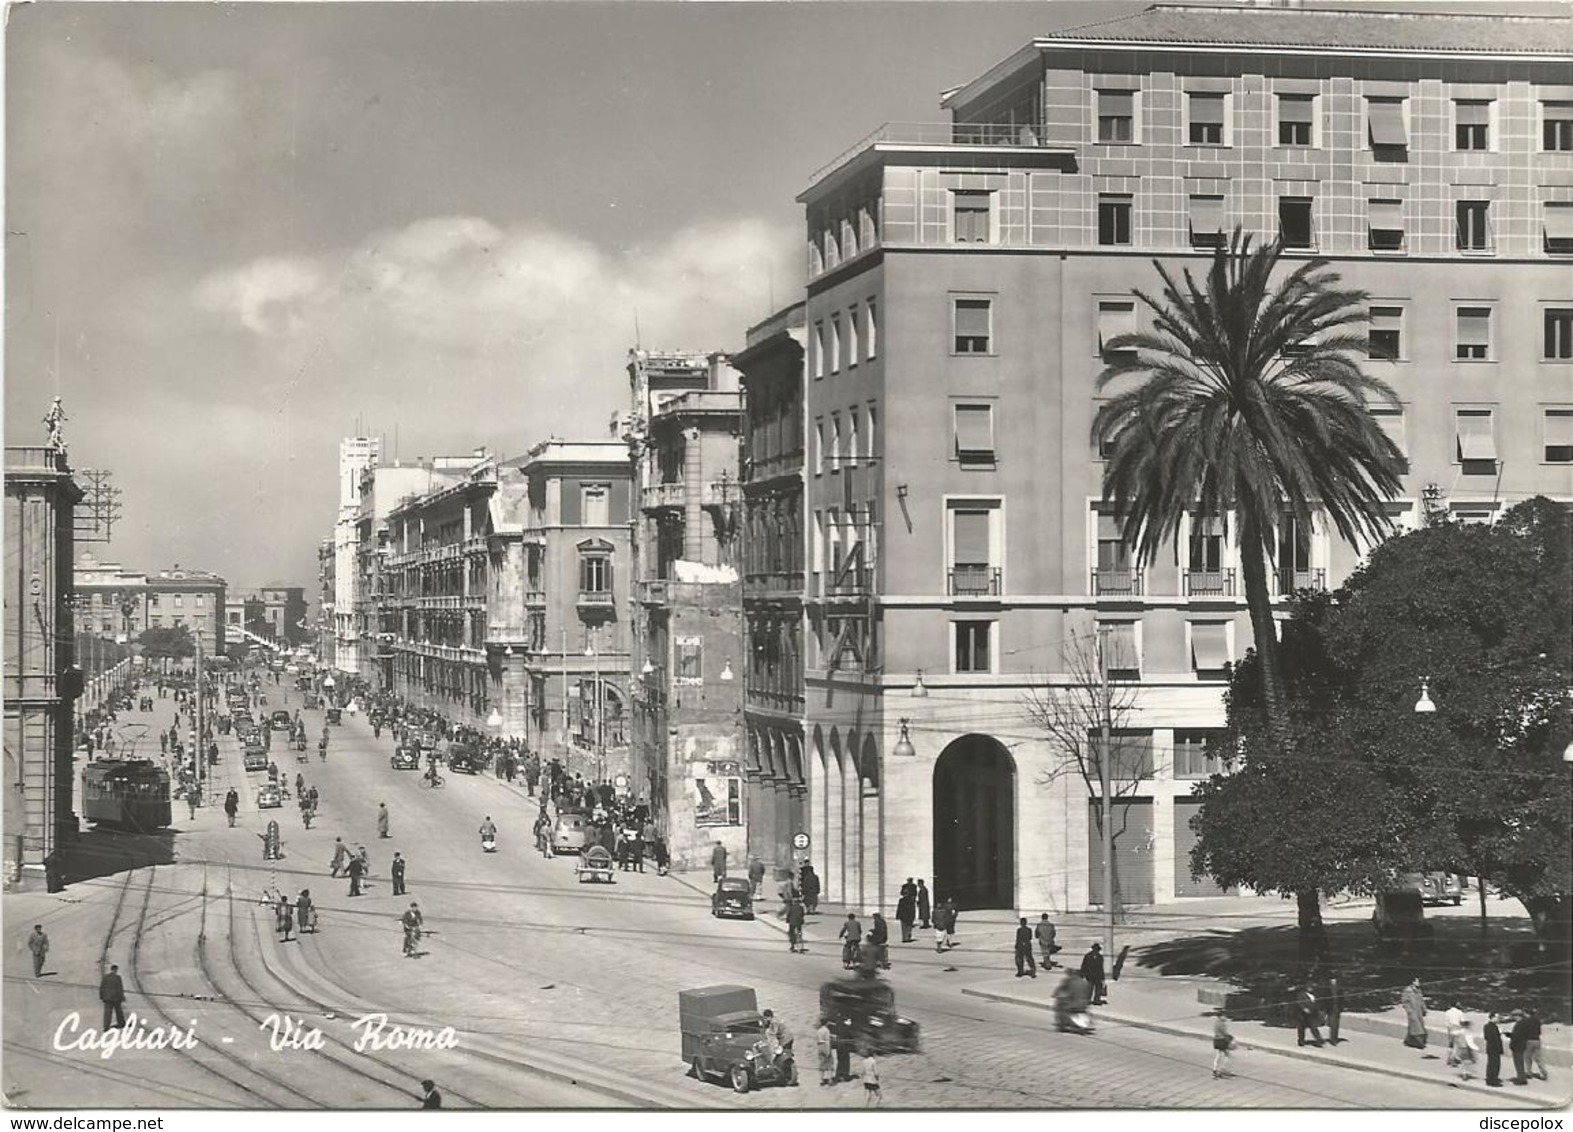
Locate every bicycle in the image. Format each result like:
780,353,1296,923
422,771,445,789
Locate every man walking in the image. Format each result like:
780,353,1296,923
1444,999,1465,1066
330,837,349,878
1518,1007,1545,1082
916,879,931,929
1484,1011,1505,1087
786,897,806,954
348,850,367,897
224,789,239,828
391,852,407,896
1014,917,1037,978
1080,943,1107,1005
800,862,820,915
1294,982,1324,1047
748,856,766,897
815,1019,835,1086
100,964,127,1029
376,802,391,840
711,840,728,884
402,902,424,958
1035,913,1059,969
896,883,916,944
27,925,49,977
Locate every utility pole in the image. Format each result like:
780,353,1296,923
195,627,205,801
1097,625,1114,960
561,626,569,773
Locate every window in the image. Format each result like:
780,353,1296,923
1370,406,1407,462
1089,728,1154,780
842,216,858,259
1368,199,1405,252
1099,621,1139,678
1188,93,1225,145
1456,201,1491,252
1454,100,1491,151
195,595,206,609
824,226,839,269
813,322,826,379
1191,622,1231,677
1098,90,1134,143
846,410,860,467
174,595,183,608
1098,194,1132,246
953,403,996,464
1278,197,1314,249
1545,102,1573,151
1545,409,1573,463
1278,94,1314,146
866,403,878,460
1368,306,1403,361
1456,307,1492,360
954,621,992,673
1547,308,1573,359
866,300,878,360
1188,196,1225,249
581,483,610,526
814,419,825,474
847,304,860,366
830,314,842,373
953,298,992,354
949,505,998,596
1097,300,1138,361
1095,513,1137,594
580,553,612,595
829,413,842,471
953,191,992,243
1188,517,1222,573
1455,408,1498,470
1367,97,1408,157
1174,729,1226,779
675,637,703,685
1545,204,1573,254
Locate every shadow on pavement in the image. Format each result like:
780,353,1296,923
1134,915,1573,1025
58,826,176,886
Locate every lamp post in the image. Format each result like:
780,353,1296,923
1097,625,1115,962
585,641,602,785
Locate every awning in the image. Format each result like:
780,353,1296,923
1371,408,1406,453
954,404,994,453
1544,204,1573,240
1457,309,1491,346
1455,100,1490,126
1368,100,1408,146
1279,95,1314,124
955,301,990,339
1457,413,1498,462
1545,409,1573,449
1098,301,1137,349
1368,200,1404,230
1189,196,1225,235
1100,90,1133,117
1190,94,1225,124
1191,623,1230,671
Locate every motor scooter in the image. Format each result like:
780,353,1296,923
481,832,498,853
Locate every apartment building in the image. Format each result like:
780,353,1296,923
332,437,381,675
795,2,1573,914
628,350,749,870
144,567,227,657
317,537,335,667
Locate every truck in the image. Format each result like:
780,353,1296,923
679,985,797,1093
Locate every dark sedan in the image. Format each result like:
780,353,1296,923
711,877,755,920
390,747,420,770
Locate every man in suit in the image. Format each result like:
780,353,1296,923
1484,1011,1505,1087
100,964,127,1029
1014,917,1037,978
1080,943,1107,1005
1294,983,1325,1046
391,852,407,896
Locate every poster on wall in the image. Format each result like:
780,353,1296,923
693,761,742,826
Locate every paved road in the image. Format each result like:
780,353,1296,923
7,680,1515,1108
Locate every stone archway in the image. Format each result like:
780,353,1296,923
932,734,1016,911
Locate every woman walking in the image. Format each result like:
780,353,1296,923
1212,1011,1235,1078
1400,978,1428,1049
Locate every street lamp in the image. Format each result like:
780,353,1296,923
892,719,916,758
720,660,735,682
911,670,928,698
1413,679,1437,714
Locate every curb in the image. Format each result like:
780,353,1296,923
961,987,1563,1108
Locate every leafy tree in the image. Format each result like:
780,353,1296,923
1192,498,1572,945
1092,229,1404,932
138,624,195,661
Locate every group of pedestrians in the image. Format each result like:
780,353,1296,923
1401,978,1547,1087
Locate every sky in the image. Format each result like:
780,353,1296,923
5,0,1551,593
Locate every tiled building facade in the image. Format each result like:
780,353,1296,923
795,3,1573,914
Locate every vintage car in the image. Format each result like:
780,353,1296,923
446,745,484,775
416,730,440,752
1398,872,1464,906
256,783,284,809
269,710,294,731
819,974,922,1054
711,877,755,920
1373,888,1434,945
552,811,593,855
576,844,616,883
326,707,343,725
680,985,796,1094
243,749,269,772
390,746,421,771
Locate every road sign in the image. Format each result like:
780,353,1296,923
792,832,810,850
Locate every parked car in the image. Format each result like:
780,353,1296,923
257,783,284,809
1398,872,1463,906
390,747,421,770
1373,889,1434,945
326,707,342,725
711,877,755,920
553,811,592,855
270,710,293,731
679,985,796,1094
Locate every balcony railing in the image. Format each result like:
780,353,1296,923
577,590,615,607
1277,567,1327,595
744,570,805,594
819,568,872,598
1091,568,1144,597
524,590,546,607
811,120,1062,184
948,565,1001,597
639,579,668,605
641,482,685,512
1183,568,1237,597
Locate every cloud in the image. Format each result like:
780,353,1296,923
194,257,329,335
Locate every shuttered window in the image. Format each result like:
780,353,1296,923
1545,204,1573,254
1456,308,1492,360
953,404,995,460
1190,622,1230,674
1188,93,1225,144
1174,798,1229,897
1099,90,1134,143
1456,409,1498,464
1278,94,1313,146
951,509,990,567
1189,196,1225,247
1088,798,1155,906
1368,199,1405,251
953,299,992,354
1544,409,1573,463
1368,98,1408,147
1370,407,1406,459
1101,620,1139,676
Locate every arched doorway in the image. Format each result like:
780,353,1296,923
932,734,1016,911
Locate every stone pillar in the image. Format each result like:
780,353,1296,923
808,739,828,896
824,749,844,904
842,750,862,909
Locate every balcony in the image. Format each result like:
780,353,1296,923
418,595,462,610
524,590,546,608
811,121,1072,184
1183,568,1237,598
462,535,488,555
485,626,530,649
948,565,1001,597
577,589,616,609
1277,567,1327,595
744,570,805,596
639,579,669,606
1091,568,1144,597
818,567,872,599
463,594,487,608
641,482,685,512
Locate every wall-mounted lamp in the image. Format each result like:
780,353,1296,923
720,660,735,681
911,670,928,698
641,660,655,676
486,707,503,728
1413,678,1436,714
892,719,916,758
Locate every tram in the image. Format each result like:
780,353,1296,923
82,759,172,830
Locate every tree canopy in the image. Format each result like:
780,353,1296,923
137,624,195,661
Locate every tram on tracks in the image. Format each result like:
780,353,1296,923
82,759,172,830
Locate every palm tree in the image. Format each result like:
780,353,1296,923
1091,229,1405,930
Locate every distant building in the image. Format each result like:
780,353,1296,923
144,566,227,658
317,537,335,667
628,350,749,870
4,444,83,887
333,437,381,674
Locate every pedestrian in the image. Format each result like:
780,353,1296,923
711,840,727,883
187,790,198,821
815,1019,835,1086
916,879,931,929
279,897,295,943
1014,916,1037,978
786,897,806,953
330,837,349,878
27,924,49,977
860,1046,881,1107
1454,1018,1480,1080
896,886,916,943
1519,1006,1546,1081
391,852,407,896
748,856,766,897
420,1079,442,1109
932,901,948,953
834,1017,853,1083
348,851,366,897
868,912,891,970
224,788,239,827
1484,1011,1505,1087
100,964,127,1029
799,862,820,915
1444,999,1465,1066
1294,982,1324,1046
839,912,863,970
1035,913,1060,969
377,802,390,839
402,902,423,957
297,889,315,935
1080,943,1107,1005
1212,1011,1235,1078
308,785,319,811
1400,978,1428,1049
942,898,959,950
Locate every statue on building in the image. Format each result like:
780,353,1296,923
43,397,68,454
